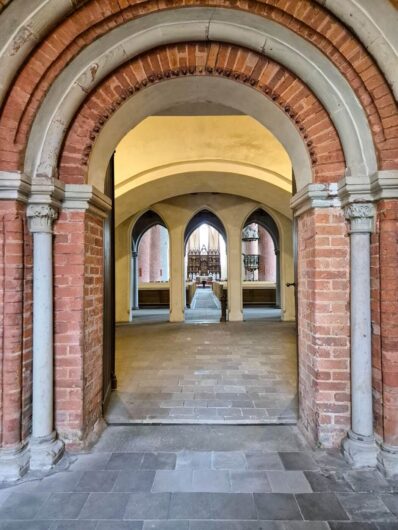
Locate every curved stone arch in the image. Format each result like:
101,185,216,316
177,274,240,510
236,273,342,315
0,0,396,114
22,8,379,183
241,207,280,251
316,0,398,98
115,168,293,227
93,72,311,196
116,159,291,200
241,206,282,308
184,209,227,248
0,0,82,107
1,1,397,176
182,203,229,243
131,209,169,252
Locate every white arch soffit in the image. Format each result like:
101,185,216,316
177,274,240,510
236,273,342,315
23,7,377,182
0,0,80,107
316,0,398,99
95,76,306,193
114,169,293,227
115,160,292,196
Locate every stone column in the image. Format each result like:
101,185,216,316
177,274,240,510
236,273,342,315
342,203,378,467
228,226,243,321
169,227,185,322
275,249,281,308
27,204,64,470
131,250,139,310
160,226,169,281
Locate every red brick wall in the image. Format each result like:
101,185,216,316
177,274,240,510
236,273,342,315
372,199,398,446
53,210,103,447
0,201,32,449
297,208,351,447
83,213,104,441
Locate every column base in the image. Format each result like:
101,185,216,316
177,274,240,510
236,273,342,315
227,310,243,322
0,442,30,481
377,443,398,478
169,310,185,322
30,432,64,471
342,430,378,468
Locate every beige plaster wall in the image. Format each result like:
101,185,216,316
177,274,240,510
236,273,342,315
115,193,295,323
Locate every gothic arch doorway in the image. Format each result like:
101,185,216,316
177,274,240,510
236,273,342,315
184,209,227,323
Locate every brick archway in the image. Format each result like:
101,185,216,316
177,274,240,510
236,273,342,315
0,1,396,173
0,0,397,481
47,41,353,449
59,42,345,186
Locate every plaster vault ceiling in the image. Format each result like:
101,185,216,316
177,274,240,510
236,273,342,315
114,115,293,225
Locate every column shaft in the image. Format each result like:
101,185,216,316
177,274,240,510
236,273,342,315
342,203,378,467
350,231,373,437
131,251,139,310
32,232,53,438
169,229,185,322
228,226,243,321
28,204,64,471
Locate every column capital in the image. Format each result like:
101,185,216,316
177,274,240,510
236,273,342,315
344,202,374,233
27,204,58,233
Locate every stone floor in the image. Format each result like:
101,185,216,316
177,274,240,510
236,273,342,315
107,317,298,424
1,425,398,529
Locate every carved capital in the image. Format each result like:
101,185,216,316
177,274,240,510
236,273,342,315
27,204,58,233
344,203,374,234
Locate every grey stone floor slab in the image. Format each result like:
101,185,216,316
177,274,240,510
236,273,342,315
254,493,302,520
337,492,397,522
278,453,318,471
295,492,349,521
78,492,130,520
124,493,171,520
229,471,271,493
266,471,312,493
1,425,397,527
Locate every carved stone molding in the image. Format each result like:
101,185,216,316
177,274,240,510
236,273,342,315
27,204,58,233
62,184,112,219
290,183,341,216
344,203,374,233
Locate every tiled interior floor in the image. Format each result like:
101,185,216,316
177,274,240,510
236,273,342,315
185,287,221,323
1,425,398,529
107,316,298,424
128,287,283,324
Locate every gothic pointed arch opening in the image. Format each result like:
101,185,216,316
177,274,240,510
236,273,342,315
241,208,284,322
130,210,170,323
183,209,228,323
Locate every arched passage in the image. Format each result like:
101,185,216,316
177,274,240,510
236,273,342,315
241,208,283,321
129,210,170,319
0,1,396,483
184,209,227,323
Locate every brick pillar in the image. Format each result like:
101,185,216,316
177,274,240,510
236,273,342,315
0,201,31,479
258,226,276,281
297,207,350,448
375,199,398,476
53,210,105,448
149,225,162,281
138,230,150,282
